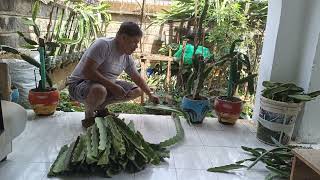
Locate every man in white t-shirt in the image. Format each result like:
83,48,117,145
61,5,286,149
68,22,160,128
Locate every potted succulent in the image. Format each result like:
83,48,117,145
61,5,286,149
257,81,320,145
214,39,257,125
180,55,213,123
1,42,59,116
2,1,61,115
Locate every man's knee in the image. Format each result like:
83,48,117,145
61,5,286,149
128,87,143,98
89,84,107,99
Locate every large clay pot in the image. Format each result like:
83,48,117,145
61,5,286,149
181,96,210,124
28,88,60,116
214,96,243,125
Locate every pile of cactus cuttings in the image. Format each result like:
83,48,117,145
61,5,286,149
207,138,312,180
48,113,184,177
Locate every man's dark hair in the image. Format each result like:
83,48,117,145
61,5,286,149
117,22,143,37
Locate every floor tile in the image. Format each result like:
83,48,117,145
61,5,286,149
134,168,177,180
0,113,281,180
197,128,259,148
90,173,134,180
194,118,223,131
205,147,246,167
214,170,269,180
173,146,211,170
176,169,218,180
0,161,47,180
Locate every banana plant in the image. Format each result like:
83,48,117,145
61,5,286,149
215,39,257,99
262,81,320,103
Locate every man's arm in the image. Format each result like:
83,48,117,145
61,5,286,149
129,70,160,104
82,58,126,97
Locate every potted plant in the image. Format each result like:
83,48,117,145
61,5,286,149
1,42,59,115
214,39,257,125
257,81,320,145
180,54,213,123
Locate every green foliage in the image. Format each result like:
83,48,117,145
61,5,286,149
144,104,191,124
186,55,214,99
57,90,85,112
150,0,197,27
48,114,184,177
215,39,257,98
56,0,111,52
208,164,247,173
207,140,312,180
0,45,53,87
108,103,145,114
262,81,320,103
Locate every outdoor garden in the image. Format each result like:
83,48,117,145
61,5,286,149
1,0,320,179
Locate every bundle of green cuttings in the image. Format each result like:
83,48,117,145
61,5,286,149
207,139,312,180
48,113,184,177
262,81,320,103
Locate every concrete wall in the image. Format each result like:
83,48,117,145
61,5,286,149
105,12,174,54
0,0,174,54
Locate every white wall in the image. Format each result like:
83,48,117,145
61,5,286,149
254,0,320,143
253,0,306,120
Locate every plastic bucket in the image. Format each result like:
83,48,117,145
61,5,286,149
256,96,302,145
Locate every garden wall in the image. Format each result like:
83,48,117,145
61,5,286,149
0,0,175,53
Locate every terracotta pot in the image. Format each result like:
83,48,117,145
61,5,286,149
214,96,243,125
28,88,60,116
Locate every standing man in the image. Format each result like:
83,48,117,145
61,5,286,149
68,22,160,128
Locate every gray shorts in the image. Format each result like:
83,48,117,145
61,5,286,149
68,80,137,103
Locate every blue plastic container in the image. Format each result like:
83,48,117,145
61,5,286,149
10,88,19,103
181,96,210,123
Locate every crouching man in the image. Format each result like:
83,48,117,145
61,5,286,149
67,22,160,128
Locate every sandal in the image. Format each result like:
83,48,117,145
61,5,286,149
95,108,116,117
81,117,95,128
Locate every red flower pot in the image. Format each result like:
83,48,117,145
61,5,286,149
214,96,243,125
28,88,60,116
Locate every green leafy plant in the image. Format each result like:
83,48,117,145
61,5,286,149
262,81,320,103
207,138,312,180
185,56,213,99
55,0,111,51
0,45,53,88
108,103,145,114
177,0,213,100
17,0,60,55
57,90,85,112
0,0,56,89
149,0,197,28
48,113,184,177
215,39,257,99
144,104,192,124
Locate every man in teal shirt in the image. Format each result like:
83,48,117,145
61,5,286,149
173,35,212,64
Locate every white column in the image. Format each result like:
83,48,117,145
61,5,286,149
253,0,320,143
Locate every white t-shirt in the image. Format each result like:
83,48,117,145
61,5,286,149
69,37,138,83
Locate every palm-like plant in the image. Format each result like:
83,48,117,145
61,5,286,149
215,39,257,99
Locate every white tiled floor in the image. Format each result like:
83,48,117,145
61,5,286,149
0,111,274,180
